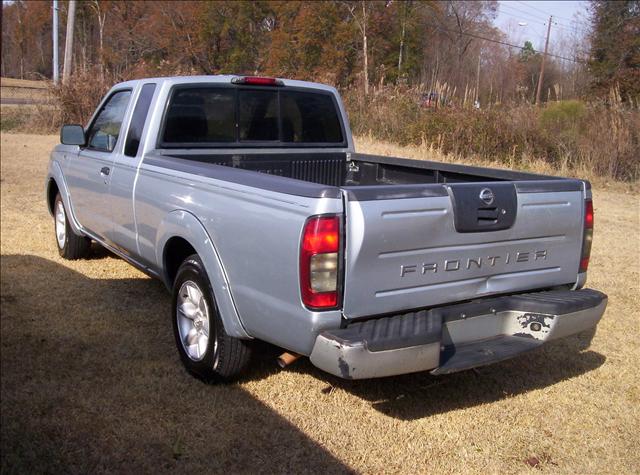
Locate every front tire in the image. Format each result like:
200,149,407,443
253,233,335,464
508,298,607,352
172,254,252,382
54,193,91,259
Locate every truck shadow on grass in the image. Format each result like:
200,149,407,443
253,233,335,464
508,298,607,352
0,254,352,474
285,330,605,421
228,314,605,422
0,254,607,470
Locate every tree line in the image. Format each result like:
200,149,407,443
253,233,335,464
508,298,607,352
1,1,638,104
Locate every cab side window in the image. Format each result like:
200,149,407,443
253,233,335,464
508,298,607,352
87,90,132,152
125,83,157,157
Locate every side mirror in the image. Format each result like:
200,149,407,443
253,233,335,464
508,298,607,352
60,124,86,146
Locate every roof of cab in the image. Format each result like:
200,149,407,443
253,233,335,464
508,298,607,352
110,75,338,94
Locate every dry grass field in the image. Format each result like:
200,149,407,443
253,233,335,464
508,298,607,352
1,132,639,474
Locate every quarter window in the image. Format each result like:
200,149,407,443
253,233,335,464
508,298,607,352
87,90,132,152
125,83,156,157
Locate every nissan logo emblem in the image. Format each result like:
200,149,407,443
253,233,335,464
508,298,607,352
479,188,495,205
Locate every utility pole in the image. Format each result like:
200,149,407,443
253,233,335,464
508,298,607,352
62,0,77,84
535,15,552,106
52,0,59,83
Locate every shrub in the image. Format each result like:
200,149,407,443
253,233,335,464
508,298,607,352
540,100,587,131
0,70,112,134
0,104,61,134
0,109,27,131
344,87,639,181
49,69,112,125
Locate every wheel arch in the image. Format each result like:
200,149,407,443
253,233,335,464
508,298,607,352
163,236,198,287
46,177,59,216
45,163,84,236
156,210,251,340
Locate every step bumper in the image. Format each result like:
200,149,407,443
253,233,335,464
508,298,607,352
309,289,607,379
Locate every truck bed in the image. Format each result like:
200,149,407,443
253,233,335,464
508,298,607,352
151,149,583,189
144,148,587,321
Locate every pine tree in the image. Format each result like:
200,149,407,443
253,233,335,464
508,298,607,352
589,0,640,101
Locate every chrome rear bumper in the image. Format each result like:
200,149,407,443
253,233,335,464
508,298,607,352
309,289,607,379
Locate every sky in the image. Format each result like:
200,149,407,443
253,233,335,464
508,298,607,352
495,1,591,50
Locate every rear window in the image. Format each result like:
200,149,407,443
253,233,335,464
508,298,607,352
161,86,344,147
163,88,235,143
281,91,343,143
239,90,279,142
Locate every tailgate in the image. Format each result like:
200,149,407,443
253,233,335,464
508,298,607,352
341,181,586,318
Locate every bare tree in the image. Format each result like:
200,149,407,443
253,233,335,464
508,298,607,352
431,1,497,90
397,0,412,76
15,1,26,79
90,0,108,78
344,1,371,95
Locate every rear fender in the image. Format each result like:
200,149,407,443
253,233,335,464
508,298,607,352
155,210,250,339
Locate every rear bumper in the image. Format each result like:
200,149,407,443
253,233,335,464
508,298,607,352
309,289,607,379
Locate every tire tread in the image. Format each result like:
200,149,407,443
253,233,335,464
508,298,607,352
55,194,90,260
173,254,252,382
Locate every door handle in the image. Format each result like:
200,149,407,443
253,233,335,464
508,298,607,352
100,167,110,176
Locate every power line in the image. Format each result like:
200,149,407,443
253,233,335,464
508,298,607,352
502,1,592,31
513,0,638,28
499,8,547,28
500,14,590,38
513,0,586,24
500,2,591,34
501,2,549,23
498,6,556,41
539,18,591,35
513,0,552,16
435,25,589,64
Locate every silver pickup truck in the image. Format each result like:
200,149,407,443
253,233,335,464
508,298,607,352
46,75,607,381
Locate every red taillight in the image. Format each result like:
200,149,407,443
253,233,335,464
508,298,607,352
579,256,590,273
231,76,283,86
300,215,341,310
580,200,594,272
585,200,594,229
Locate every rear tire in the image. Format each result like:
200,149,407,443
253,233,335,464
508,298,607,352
54,193,91,260
172,254,252,382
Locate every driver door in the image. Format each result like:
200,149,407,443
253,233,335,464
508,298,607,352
65,89,132,240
